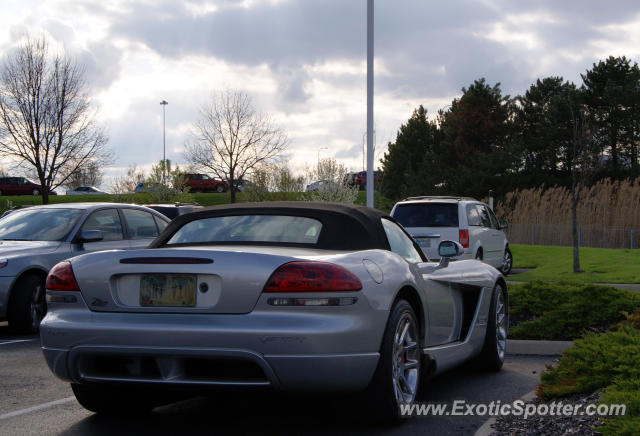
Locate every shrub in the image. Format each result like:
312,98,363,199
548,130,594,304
538,326,640,435
509,282,640,340
599,378,640,435
618,308,640,329
305,158,358,204
538,327,640,399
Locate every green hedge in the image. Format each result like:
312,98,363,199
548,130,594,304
509,281,640,340
538,326,640,435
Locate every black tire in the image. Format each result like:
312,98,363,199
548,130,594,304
475,249,483,260
476,283,508,371
72,383,163,415
366,300,421,423
0,189,3,196
8,274,46,334
501,247,513,275
215,184,224,193
32,188,40,195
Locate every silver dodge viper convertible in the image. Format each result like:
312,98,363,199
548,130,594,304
40,202,508,420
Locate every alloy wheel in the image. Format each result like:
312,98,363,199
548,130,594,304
391,313,420,404
502,250,512,273
495,287,507,361
29,283,46,332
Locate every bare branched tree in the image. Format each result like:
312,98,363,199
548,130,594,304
111,164,146,194
63,160,105,190
305,158,358,203
567,89,596,273
186,89,288,203
0,37,111,203
243,162,305,202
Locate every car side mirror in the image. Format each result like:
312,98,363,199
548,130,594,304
499,221,508,229
437,240,463,268
76,230,104,243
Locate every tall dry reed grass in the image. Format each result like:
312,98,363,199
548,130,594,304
494,178,640,248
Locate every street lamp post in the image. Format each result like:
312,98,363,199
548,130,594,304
366,0,374,207
317,147,328,165
160,100,168,184
362,131,366,171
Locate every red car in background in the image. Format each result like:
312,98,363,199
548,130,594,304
353,171,382,190
183,173,227,193
0,177,44,196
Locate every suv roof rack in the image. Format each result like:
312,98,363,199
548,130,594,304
402,195,478,202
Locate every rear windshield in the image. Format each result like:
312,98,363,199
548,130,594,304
392,203,459,228
166,215,323,245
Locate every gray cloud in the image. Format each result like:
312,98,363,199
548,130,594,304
103,0,640,108
6,0,640,185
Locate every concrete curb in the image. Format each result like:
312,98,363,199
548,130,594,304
507,339,573,356
474,390,537,436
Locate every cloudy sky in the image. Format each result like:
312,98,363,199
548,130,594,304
2,0,640,188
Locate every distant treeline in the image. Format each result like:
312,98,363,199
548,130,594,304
380,56,640,201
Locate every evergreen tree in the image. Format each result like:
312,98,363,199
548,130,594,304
380,106,442,200
513,77,577,188
582,56,640,178
437,79,515,198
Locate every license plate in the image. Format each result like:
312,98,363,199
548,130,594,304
140,274,196,307
416,238,432,248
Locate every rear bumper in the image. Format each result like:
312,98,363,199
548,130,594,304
40,305,386,392
41,345,379,392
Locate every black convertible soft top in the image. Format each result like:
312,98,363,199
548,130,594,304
149,201,393,251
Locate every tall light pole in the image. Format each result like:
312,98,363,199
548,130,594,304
366,0,374,207
362,131,366,171
160,100,168,184
317,147,328,166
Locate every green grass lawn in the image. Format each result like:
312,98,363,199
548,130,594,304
0,190,396,213
511,243,640,284
0,192,233,211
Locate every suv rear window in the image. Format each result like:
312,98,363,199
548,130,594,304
393,203,459,228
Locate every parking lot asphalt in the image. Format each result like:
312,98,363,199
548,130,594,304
0,322,554,435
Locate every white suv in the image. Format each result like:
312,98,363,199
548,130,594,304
390,196,512,274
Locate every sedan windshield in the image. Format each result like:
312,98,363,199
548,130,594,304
167,215,322,245
0,208,83,241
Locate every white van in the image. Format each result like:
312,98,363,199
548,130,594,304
390,196,512,274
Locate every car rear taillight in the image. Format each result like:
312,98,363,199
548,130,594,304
46,261,80,291
459,229,470,248
264,261,362,293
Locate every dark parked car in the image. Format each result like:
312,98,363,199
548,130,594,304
0,203,170,333
353,171,382,190
0,177,44,196
343,172,357,187
145,203,203,220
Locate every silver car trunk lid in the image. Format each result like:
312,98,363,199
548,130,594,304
70,247,327,314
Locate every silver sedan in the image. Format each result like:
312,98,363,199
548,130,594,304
0,203,170,333
40,202,508,421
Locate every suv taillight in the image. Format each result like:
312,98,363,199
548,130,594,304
459,229,469,248
46,261,80,291
264,261,362,293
